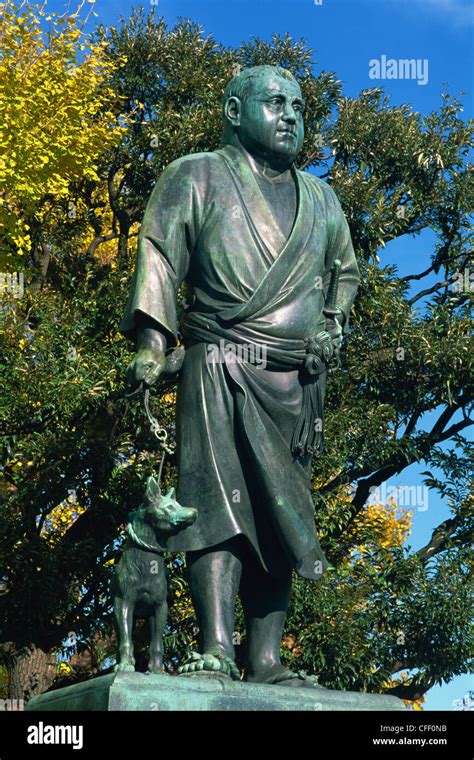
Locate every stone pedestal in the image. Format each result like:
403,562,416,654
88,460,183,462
26,671,406,711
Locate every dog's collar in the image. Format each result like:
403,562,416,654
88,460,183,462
127,522,164,555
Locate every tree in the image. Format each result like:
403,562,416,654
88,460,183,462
0,5,472,704
0,0,129,697
0,0,128,282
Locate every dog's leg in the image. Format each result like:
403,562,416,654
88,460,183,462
148,600,168,674
114,596,136,672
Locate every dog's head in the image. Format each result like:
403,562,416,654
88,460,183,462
141,475,197,535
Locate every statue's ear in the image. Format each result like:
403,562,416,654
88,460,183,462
224,96,241,127
145,476,161,500
165,486,176,500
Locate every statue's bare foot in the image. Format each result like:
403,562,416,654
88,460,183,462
177,647,240,681
246,663,327,689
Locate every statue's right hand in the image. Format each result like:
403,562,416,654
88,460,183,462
126,347,167,391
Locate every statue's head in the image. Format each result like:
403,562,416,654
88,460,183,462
222,65,305,169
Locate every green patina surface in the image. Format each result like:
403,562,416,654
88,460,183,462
115,65,361,686
26,672,406,712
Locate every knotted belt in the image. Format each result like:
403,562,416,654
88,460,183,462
180,312,335,458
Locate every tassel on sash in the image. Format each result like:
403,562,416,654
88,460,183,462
290,375,324,457
290,331,333,457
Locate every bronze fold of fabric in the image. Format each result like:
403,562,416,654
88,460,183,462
118,143,360,581
181,312,327,459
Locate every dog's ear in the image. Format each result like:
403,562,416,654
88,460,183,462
145,475,162,500
165,486,176,500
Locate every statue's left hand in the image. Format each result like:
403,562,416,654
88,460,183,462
325,315,343,358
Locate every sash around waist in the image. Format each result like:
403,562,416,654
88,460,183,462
180,311,308,372
180,311,327,457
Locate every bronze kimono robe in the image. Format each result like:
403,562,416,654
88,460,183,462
119,143,360,581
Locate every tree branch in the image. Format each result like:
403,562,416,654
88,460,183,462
408,276,454,306
400,263,436,282
327,410,472,542
416,514,469,561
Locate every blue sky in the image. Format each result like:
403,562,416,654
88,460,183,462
44,0,473,709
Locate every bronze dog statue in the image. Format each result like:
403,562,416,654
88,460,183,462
112,475,197,673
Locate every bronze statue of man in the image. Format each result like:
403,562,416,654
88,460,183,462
119,65,360,687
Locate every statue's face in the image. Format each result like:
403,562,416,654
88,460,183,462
231,74,305,166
